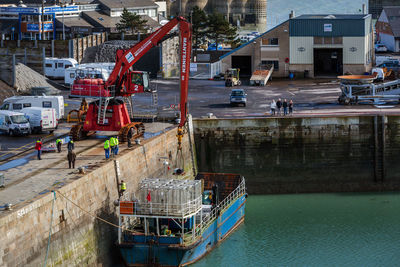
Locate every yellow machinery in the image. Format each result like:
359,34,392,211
224,68,241,87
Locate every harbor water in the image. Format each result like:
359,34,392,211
193,193,400,267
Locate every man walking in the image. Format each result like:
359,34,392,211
56,138,62,153
67,140,74,151
276,98,282,116
289,99,294,115
270,99,276,116
35,138,42,160
283,99,288,116
67,149,76,169
104,139,110,159
127,128,134,147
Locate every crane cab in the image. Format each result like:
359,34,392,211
125,71,150,95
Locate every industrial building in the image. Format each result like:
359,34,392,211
0,0,167,39
169,0,267,33
375,6,400,52
219,13,374,78
369,0,400,19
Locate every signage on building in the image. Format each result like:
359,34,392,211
27,23,53,32
324,24,332,32
0,7,39,13
27,24,39,32
44,6,79,13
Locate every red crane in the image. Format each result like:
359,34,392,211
69,17,192,145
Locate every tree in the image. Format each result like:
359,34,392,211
116,8,148,34
206,13,238,50
188,6,207,50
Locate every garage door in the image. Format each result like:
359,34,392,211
314,48,343,77
232,56,252,77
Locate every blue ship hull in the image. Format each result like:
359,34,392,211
118,194,246,266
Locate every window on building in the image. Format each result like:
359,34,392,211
268,38,278,45
23,103,31,108
261,60,279,70
314,36,343,45
261,38,279,46
42,101,52,108
12,103,22,110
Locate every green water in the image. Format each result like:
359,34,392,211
193,193,400,267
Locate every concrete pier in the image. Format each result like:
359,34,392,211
0,122,196,266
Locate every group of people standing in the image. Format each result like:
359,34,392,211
104,136,119,159
270,98,293,116
35,137,76,168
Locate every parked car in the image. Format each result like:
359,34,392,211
375,44,388,52
0,110,31,136
230,89,247,107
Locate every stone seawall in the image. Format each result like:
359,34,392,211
0,126,196,267
194,116,400,194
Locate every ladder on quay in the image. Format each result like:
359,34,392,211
373,116,385,182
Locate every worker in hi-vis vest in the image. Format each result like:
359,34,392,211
56,138,62,153
114,136,119,155
110,136,116,157
104,139,110,159
119,180,126,197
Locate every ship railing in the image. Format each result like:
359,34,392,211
134,196,202,217
201,177,246,231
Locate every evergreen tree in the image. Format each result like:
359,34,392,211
116,8,148,34
206,13,238,50
188,6,207,50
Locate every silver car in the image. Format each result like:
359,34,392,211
230,89,247,107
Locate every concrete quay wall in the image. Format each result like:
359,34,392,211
0,127,195,267
194,116,400,194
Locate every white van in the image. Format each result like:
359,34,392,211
45,58,78,79
0,110,31,136
64,66,111,85
22,107,57,133
0,95,64,120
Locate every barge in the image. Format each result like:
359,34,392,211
117,172,247,266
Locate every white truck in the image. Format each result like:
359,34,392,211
0,110,31,136
44,58,78,79
0,95,64,120
21,107,57,133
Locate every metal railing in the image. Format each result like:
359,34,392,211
134,196,202,217
201,178,246,231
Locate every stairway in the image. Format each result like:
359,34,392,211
97,97,110,125
123,96,134,119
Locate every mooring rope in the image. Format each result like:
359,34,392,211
43,191,56,267
55,190,136,233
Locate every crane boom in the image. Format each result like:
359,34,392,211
106,16,191,127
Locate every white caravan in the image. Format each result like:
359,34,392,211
64,66,112,85
0,110,31,136
44,58,78,79
21,107,57,133
0,95,64,120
